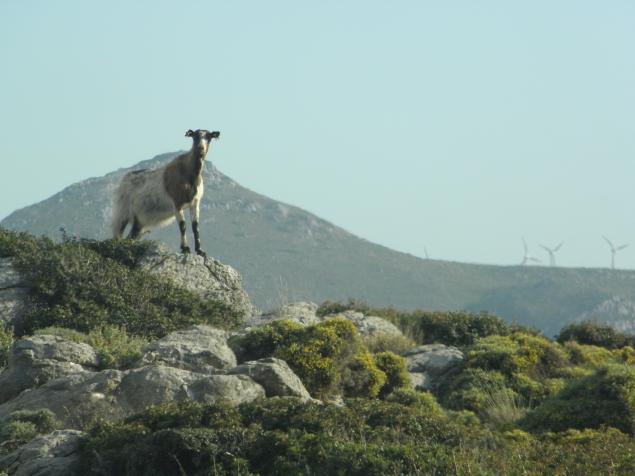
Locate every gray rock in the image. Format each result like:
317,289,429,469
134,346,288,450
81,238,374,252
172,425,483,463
139,325,237,373
404,344,463,391
0,335,100,404
404,344,464,374
229,357,311,400
408,372,432,391
0,365,265,427
0,258,29,330
116,366,265,413
249,302,321,327
324,310,404,337
0,370,125,428
137,243,254,319
0,429,84,476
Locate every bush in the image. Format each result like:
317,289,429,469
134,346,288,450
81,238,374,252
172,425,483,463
362,333,416,355
0,409,57,454
0,228,242,339
557,321,635,349
373,351,411,397
234,318,381,398
35,325,148,370
317,301,522,347
0,324,13,369
521,364,635,435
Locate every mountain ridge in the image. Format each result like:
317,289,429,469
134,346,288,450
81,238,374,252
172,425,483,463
4,152,635,336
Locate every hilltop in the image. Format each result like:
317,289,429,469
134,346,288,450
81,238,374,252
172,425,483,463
4,153,635,336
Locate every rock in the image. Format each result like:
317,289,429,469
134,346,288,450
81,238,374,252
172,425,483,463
249,302,321,327
324,310,404,337
138,325,237,373
137,242,254,319
116,366,265,413
0,365,265,427
0,370,125,428
0,258,29,331
0,335,100,404
404,344,463,391
408,372,432,392
229,357,311,400
0,429,84,476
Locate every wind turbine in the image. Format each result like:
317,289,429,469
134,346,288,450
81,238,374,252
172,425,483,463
520,238,541,265
539,242,563,267
603,236,628,270
424,247,430,260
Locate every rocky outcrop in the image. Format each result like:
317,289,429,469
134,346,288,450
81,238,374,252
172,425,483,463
0,430,84,476
138,243,254,319
0,365,265,427
0,335,100,404
0,258,29,331
229,357,311,400
404,344,464,391
138,325,237,373
116,366,264,413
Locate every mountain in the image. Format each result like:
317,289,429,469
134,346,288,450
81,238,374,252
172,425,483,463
4,152,635,336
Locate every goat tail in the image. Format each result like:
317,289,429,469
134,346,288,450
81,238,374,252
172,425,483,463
111,180,130,238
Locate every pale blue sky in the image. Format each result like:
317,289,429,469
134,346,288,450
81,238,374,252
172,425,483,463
1,1,634,268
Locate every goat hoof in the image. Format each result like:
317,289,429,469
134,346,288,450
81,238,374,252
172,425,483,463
196,249,207,258
181,246,191,254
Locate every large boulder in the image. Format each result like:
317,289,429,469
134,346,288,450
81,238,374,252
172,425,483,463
0,258,29,331
137,243,254,319
0,335,100,404
229,357,311,400
115,366,265,413
0,430,84,476
404,344,464,391
0,365,265,427
138,325,237,373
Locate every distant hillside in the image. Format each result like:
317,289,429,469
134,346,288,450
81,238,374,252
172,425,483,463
4,152,635,336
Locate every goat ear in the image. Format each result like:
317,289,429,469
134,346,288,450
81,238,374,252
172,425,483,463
185,129,194,137
210,131,220,139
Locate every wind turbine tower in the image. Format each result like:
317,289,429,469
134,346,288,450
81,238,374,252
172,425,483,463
603,236,628,270
540,242,564,267
520,238,541,265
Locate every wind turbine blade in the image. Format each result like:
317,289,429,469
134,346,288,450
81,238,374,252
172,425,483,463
522,237,528,252
554,242,563,252
530,257,541,263
539,245,550,252
603,236,614,247
617,244,629,251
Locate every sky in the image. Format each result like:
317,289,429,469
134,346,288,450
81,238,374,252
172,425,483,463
1,1,634,269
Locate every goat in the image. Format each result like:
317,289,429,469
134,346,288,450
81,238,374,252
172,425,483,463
111,129,220,256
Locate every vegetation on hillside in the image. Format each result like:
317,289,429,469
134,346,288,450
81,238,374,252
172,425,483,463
2,231,635,474
0,228,242,340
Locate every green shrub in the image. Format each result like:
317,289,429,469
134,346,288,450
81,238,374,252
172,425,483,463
341,350,386,398
0,409,57,454
79,398,635,475
233,318,381,398
0,324,13,369
362,333,416,355
521,364,635,435
317,301,524,347
373,351,411,397
0,228,242,339
35,325,148,370
557,320,635,349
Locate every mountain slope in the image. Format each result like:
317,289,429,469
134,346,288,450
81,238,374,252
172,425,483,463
4,152,635,336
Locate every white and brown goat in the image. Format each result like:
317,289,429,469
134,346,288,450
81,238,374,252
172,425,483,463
111,129,220,256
